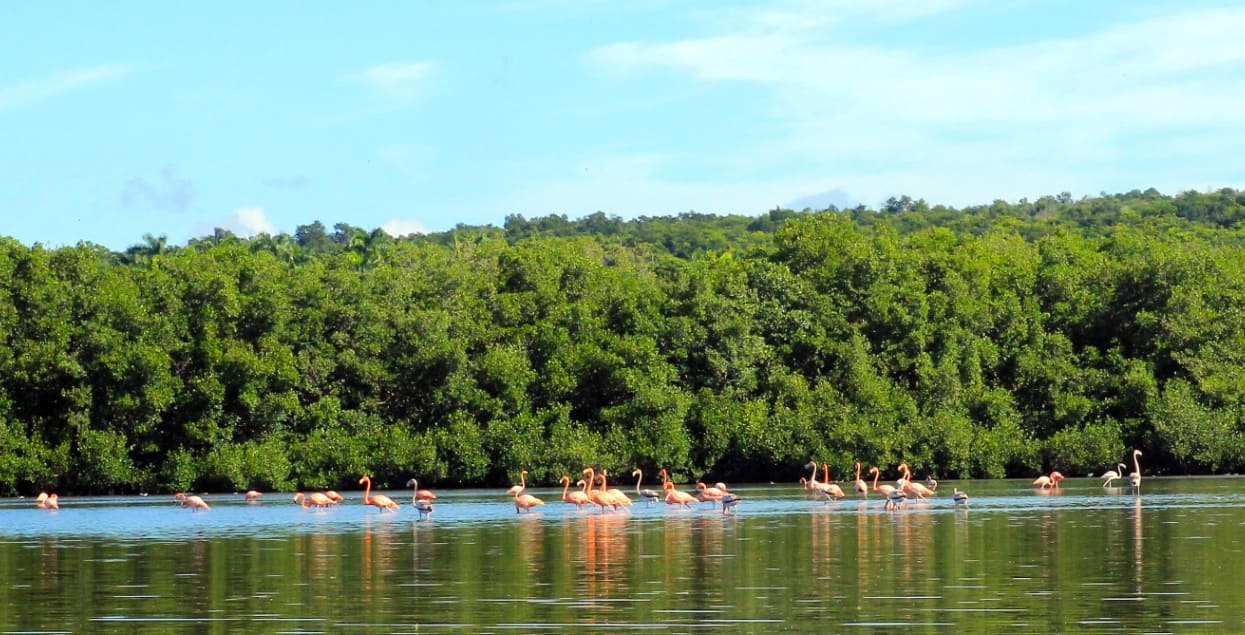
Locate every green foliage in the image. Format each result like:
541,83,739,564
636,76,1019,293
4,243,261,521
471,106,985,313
3,189,1245,494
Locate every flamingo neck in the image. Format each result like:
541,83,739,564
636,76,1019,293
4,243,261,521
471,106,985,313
362,477,372,504
561,477,570,499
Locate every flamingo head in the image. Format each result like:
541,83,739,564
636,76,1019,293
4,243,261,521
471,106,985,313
406,478,418,488
575,479,586,488
358,475,371,485
632,468,641,477
799,477,808,484
1134,449,1143,457
804,461,816,470
868,466,879,475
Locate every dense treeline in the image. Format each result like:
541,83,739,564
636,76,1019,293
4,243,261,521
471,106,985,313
4,188,1245,495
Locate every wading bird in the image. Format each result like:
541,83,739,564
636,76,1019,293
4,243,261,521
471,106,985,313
294,492,333,509
407,479,434,520
633,468,661,505
560,475,590,509
358,475,399,512
1101,463,1128,488
174,492,210,511
506,470,528,496
853,462,868,498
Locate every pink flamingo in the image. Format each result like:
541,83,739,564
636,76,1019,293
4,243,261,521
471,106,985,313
868,466,896,496
898,464,935,499
514,492,545,513
325,490,345,504
599,470,633,508
506,470,528,496
804,462,842,498
408,479,437,501
660,468,698,508
696,481,726,504
244,490,263,502
821,463,846,499
294,492,333,509
1129,449,1143,493
560,475,590,509
853,462,868,498
44,494,60,510
174,492,210,511
1033,471,1065,489
358,475,399,512
582,468,614,513
34,492,49,508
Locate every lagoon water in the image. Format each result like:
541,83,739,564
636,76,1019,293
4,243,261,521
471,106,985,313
2,477,1243,633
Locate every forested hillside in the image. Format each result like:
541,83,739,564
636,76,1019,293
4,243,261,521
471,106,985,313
3,188,1245,495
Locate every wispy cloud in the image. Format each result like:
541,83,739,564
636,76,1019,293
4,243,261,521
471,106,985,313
234,207,277,236
381,219,428,237
361,61,435,100
0,64,136,112
586,3,1245,204
121,166,195,213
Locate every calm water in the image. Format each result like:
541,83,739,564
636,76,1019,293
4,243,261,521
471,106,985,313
2,478,1243,633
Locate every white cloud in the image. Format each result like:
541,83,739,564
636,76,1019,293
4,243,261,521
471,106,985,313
0,64,136,111
584,3,1245,206
381,218,428,237
361,61,434,99
234,207,278,237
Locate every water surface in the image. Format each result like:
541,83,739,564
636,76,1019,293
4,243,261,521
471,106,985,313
2,477,1243,633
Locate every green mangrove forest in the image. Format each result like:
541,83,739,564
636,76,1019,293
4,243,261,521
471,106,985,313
4,188,1245,495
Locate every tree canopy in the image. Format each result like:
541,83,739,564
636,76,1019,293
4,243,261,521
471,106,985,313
4,188,1245,495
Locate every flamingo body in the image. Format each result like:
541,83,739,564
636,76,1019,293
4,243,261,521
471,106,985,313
633,469,661,504
295,492,334,509
359,475,399,511
515,493,545,513
406,479,436,519
175,492,210,511
1129,449,1143,493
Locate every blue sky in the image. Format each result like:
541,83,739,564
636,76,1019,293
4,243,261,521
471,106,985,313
3,1,1243,251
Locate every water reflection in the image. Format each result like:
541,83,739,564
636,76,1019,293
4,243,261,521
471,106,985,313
3,479,1245,632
